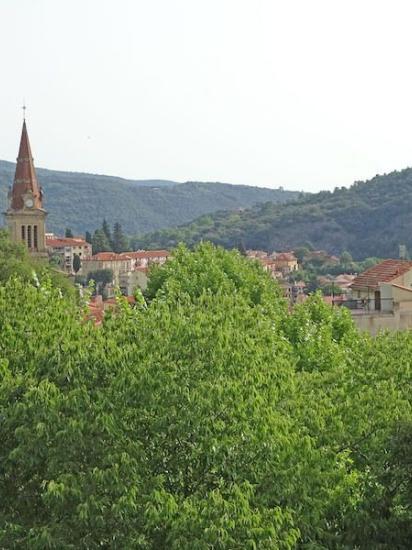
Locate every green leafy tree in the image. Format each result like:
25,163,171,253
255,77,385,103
2,242,412,548
340,250,353,269
0,278,147,548
86,268,113,296
0,230,75,298
65,227,74,238
85,231,92,244
146,242,285,315
49,254,63,269
294,246,310,263
0,229,35,282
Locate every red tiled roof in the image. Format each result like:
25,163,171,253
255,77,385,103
246,250,268,258
124,250,170,259
90,252,131,261
87,295,136,325
86,304,104,326
350,259,412,291
46,237,89,247
275,252,297,261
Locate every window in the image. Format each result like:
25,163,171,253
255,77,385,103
33,226,38,249
21,225,25,242
27,226,32,248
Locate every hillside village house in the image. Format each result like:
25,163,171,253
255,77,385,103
126,250,170,268
46,234,92,274
333,273,356,293
349,259,412,334
280,280,306,305
246,250,302,304
307,250,340,265
247,250,299,279
81,253,134,286
82,250,171,296
246,250,268,260
273,252,299,275
3,117,172,320
317,273,355,295
260,258,283,279
119,268,149,295
118,250,170,294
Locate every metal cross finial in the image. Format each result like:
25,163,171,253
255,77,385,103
22,101,26,120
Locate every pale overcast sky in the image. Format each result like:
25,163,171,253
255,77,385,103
1,0,412,191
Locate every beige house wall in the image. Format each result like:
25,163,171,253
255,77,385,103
352,272,412,311
353,309,412,336
119,270,148,295
82,258,132,285
274,260,298,272
352,280,412,335
48,243,92,274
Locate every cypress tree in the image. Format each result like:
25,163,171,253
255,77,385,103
91,228,112,254
102,219,112,248
72,253,81,273
112,222,130,253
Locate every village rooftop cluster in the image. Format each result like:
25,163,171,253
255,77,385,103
5,119,412,334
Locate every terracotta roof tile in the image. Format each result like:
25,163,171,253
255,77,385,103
124,250,170,259
46,237,89,247
90,252,131,261
351,259,412,291
275,252,297,262
275,252,297,261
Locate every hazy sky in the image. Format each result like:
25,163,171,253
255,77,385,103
1,0,412,191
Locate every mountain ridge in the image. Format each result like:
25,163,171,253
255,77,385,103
0,160,298,235
132,167,412,259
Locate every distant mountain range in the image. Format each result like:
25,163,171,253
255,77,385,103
133,167,412,260
0,160,298,235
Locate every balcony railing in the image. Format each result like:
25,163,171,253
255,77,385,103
337,298,394,314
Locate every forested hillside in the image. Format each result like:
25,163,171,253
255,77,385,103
0,160,296,235
1,242,412,548
134,167,412,259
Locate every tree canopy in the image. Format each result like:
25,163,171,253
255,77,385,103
1,242,412,548
0,229,75,297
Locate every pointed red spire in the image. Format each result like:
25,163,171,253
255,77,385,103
11,120,43,210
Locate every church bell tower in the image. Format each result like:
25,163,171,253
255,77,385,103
4,118,48,257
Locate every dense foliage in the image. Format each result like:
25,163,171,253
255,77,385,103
289,248,380,293
0,160,296,236
1,242,411,548
0,229,75,297
133,167,412,259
